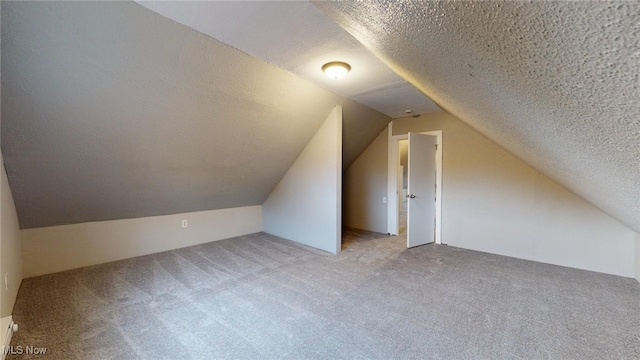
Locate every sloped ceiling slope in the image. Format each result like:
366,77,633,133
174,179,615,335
1,1,388,229
135,0,440,119
316,1,640,233
342,99,389,169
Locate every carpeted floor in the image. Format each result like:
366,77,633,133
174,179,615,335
7,230,640,359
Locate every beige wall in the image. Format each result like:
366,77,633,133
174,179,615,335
1,156,23,316
391,112,636,277
263,106,342,254
636,234,640,282
22,205,262,277
399,140,408,189
343,127,388,233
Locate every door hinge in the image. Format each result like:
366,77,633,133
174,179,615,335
435,144,438,150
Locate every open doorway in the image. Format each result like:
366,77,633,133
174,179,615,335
387,129,443,245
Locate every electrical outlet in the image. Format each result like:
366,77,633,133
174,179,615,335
382,196,387,204
181,220,188,228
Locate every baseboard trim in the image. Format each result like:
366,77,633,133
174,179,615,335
1,316,13,360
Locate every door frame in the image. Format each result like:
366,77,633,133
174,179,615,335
387,126,443,244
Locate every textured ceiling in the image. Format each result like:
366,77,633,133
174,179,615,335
1,1,389,228
135,0,441,119
342,100,389,170
315,1,640,233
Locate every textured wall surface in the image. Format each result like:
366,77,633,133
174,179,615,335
315,1,640,234
21,205,262,277
343,127,388,233
1,2,388,228
392,113,636,277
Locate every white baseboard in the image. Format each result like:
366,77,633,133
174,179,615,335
1,316,14,360
22,205,263,277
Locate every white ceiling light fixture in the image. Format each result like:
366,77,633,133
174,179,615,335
322,61,351,80
136,1,442,118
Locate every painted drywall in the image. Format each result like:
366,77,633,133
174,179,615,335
2,1,387,229
263,106,342,254
315,1,640,235
342,100,390,169
1,156,22,316
389,112,635,277
399,140,408,189
135,1,440,119
636,234,640,283
0,315,11,349
343,127,388,233
21,206,262,277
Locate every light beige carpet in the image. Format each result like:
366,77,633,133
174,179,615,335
8,230,640,359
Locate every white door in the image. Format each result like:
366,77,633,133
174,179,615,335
407,132,437,248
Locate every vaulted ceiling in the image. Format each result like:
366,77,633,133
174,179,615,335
2,1,639,236
316,0,640,234
1,1,390,228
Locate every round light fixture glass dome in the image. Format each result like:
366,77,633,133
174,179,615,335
322,61,351,80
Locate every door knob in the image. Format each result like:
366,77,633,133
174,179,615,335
406,194,416,198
